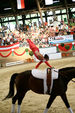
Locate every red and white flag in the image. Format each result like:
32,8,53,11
0,42,19,52
17,0,25,9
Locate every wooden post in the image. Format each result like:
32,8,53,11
53,10,56,21
35,0,45,28
66,7,69,25
0,18,3,26
64,0,69,26
22,15,25,26
15,16,19,30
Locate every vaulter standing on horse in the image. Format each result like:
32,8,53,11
26,38,52,68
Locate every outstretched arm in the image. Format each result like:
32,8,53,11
45,61,52,68
35,61,43,69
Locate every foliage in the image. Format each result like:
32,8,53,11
60,43,64,47
29,51,33,56
65,45,70,50
25,48,29,52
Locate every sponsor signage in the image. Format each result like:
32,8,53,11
48,35,74,44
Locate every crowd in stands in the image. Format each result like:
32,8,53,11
0,18,75,47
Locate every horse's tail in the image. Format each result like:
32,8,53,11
3,73,18,101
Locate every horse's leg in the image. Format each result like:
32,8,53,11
17,105,21,113
61,93,74,113
17,92,27,113
11,94,18,113
11,104,15,113
43,94,56,113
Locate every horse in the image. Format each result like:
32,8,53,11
3,67,75,113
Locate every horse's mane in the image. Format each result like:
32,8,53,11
59,67,75,72
59,67,75,78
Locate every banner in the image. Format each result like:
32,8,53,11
53,0,59,3
0,42,19,52
17,0,25,9
48,35,74,44
45,0,53,5
45,0,59,5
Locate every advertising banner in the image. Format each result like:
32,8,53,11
48,35,74,44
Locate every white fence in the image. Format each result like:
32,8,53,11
34,46,62,62
6,60,24,67
5,47,62,66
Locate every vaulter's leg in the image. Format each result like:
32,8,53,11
43,94,56,113
61,93,74,113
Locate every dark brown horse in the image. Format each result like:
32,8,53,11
3,67,75,113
